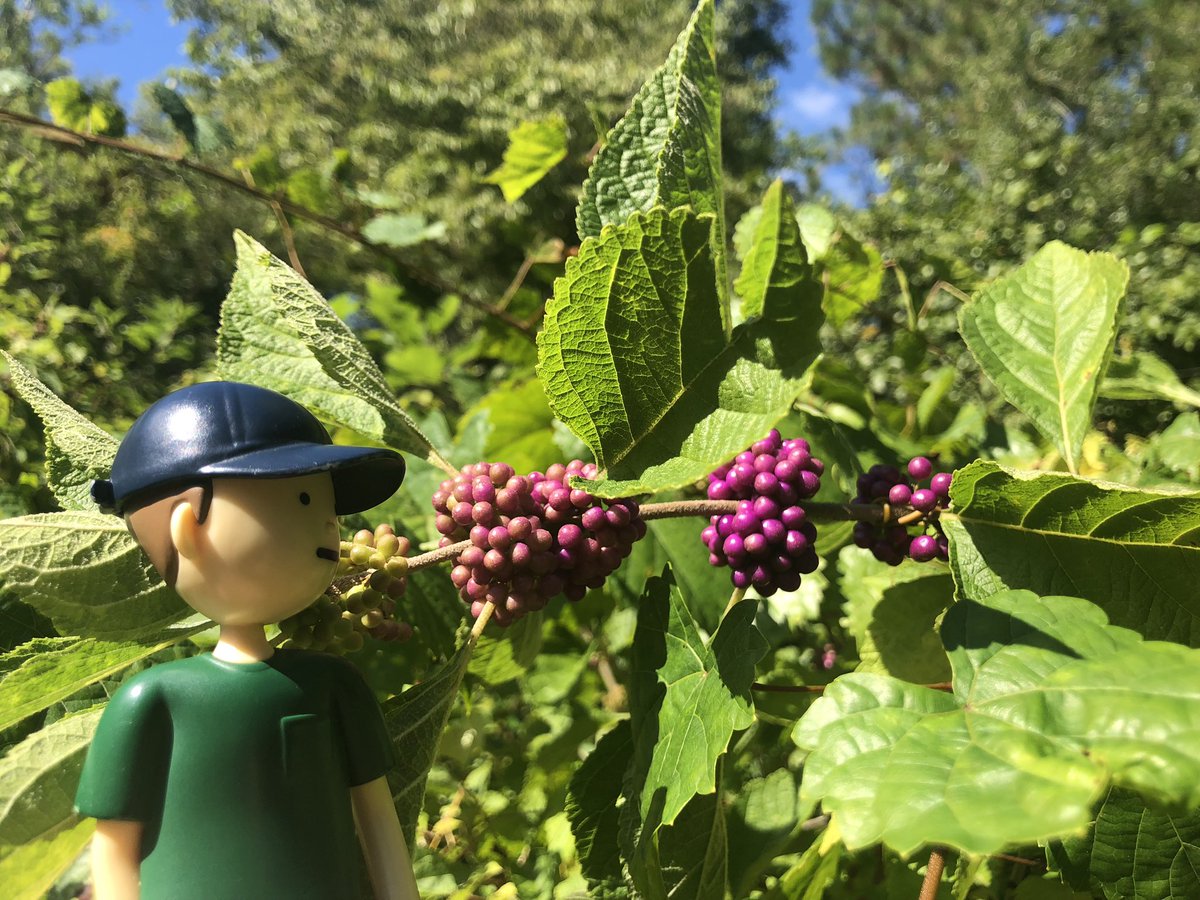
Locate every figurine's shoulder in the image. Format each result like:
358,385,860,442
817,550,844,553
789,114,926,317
270,647,365,680
109,653,210,703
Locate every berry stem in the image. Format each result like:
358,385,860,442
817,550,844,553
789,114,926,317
640,499,889,523
918,847,948,900
723,587,747,617
469,600,495,641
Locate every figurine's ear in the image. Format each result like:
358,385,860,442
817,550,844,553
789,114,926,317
169,496,203,560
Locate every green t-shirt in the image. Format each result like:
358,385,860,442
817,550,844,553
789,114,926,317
75,649,393,899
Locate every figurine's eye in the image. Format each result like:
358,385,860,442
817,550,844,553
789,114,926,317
299,492,311,506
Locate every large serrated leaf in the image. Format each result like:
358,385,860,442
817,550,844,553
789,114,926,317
0,710,101,900
837,548,953,683
381,639,470,842
567,721,632,882
218,232,450,471
0,628,204,731
958,242,1129,471
577,0,726,314
638,578,764,827
484,114,569,203
0,512,188,640
793,589,1200,857
1,352,117,512
540,196,821,499
1056,788,1200,900
942,460,1200,644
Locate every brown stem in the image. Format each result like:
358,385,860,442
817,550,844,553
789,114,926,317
0,107,535,341
918,847,947,900
409,539,472,573
639,499,888,523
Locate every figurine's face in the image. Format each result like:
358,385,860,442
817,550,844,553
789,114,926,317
173,473,340,626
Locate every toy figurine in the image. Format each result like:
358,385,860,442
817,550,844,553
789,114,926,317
75,381,420,900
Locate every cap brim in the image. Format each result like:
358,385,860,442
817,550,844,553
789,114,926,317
199,443,406,514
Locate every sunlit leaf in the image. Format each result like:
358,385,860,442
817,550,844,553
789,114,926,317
484,115,569,202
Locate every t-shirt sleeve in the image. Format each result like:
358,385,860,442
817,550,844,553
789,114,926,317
74,671,169,821
329,657,395,786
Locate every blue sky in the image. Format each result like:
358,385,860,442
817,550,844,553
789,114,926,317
62,0,870,203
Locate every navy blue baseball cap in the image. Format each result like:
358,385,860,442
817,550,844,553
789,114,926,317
92,381,405,515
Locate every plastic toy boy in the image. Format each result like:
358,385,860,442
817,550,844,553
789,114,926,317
75,381,420,900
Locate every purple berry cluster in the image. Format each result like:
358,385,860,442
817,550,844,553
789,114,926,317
701,430,823,596
851,456,953,566
432,460,646,625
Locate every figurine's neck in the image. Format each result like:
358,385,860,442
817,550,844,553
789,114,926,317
213,624,274,663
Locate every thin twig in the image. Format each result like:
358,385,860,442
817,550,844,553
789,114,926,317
271,201,305,277
639,499,889,523
469,600,495,641
0,107,535,340
918,847,947,900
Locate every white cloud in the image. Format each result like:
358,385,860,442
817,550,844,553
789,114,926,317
788,84,844,121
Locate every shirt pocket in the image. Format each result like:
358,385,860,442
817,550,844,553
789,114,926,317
279,713,337,785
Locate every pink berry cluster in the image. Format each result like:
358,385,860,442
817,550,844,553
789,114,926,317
851,457,952,565
701,430,823,596
432,460,646,625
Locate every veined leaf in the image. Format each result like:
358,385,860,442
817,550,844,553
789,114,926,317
0,512,188,641
1055,788,1200,900
467,611,543,684
0,628,205,731
1,352,117,511
577,0,726,317
484,115,569,203
381,638,470,842
837,548,953,683
958,242,1128,472
0,710,101,900
218,232,450,472
44,78,125,137
793,589,1200,857
566,720,632,882
942,460,1200,644
638,578,764,827
361,213,446,248
540,198,821,499
1101,351,1200,408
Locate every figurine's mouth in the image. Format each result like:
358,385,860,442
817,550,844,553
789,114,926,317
315,547,339,562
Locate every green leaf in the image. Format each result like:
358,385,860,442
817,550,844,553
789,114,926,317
793,205,883,326
567,721,632,882
794,589,1200,856
656,788,728,900
942,460,1200,644
381,638,470,842
44,78,125,137
458,378,564,475
577,0,726,315
467,611,543,684
1,352,117,511
0,630,203,731
1100,351,1200,408
795,204,838,260
627,567,764,832
361,214,447,248
484,114,569,202
837,548,953,683
1056,788,1200,900
0,512,188,640
726,769,800,899
540,199,821,498
0,710,101,899
760,837,843,900
150,83,196,149
958,242,1129,471
218,232,450,471
1154,412,1200,481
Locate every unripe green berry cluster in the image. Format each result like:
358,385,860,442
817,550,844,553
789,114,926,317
277,523,413,653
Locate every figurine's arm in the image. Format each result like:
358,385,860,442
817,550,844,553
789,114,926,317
91,819,142,900
351,776,419,900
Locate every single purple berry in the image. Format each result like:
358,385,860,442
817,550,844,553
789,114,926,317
910,489,938,512
888,483,913,506
909,534,939,562
852,521,874,549
581,506,607,531
761,518,786,544
781,505,806,528
752,496,782,520
731,568,752,589
754,471,780,496
753,453,777,473
743,533,768,556
722,533,746,562
707,479,734,501
701,525,720,550
774,459,799,483
785,529,809,555
907,456,933,480
732,511,760,535
798,470,821,497
931,471,953,499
